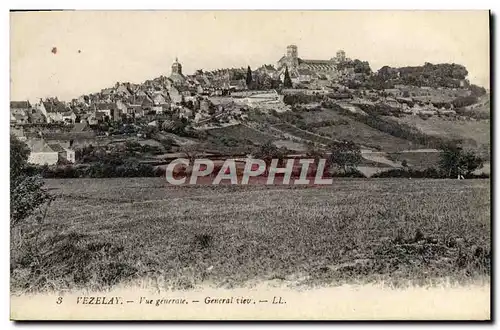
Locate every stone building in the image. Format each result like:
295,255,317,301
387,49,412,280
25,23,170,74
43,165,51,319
277,45,349,83
170,57,186,85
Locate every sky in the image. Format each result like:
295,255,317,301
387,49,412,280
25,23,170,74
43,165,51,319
10,10,490,102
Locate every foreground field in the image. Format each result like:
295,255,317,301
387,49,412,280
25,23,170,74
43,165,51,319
11,178,490,293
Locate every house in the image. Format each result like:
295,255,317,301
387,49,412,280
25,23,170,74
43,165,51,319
258,65,278,79
10,101,31,114
151,105,166,115
62,111,77,124
95,111,108,123
95,103,121,121
135,89,149,98
11,127,26,141
152,92,169,105
116,100,128,113
11,113,29,125
126,105,144,118
134,95,154,107
168,86,183,104
25,139,59,165
47,143,75,163
297,68,314,83
28,108,47,124
101,87,115,97
82,113,98,126
38,99,69,123
229,79,247,91
115,83,133,98
10,101,32,124
76,95,91,106
177,85,192,97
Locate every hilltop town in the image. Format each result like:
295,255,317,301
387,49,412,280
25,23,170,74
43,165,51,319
10,44,490,177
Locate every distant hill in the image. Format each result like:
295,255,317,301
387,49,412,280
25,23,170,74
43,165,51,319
376,63,468,88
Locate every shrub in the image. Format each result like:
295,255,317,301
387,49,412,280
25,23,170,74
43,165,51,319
439,144,484,178
10,135,52,227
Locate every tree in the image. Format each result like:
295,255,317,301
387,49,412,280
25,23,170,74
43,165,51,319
253,141,284,167
469,84,487,97
439,144,484,178
459,151,484,177
10,135,52,227
283,66,293,88
11,134,30,180
452,95,478,108
246,66,253,88
180,144,202,164
329,140,362,173
306,142,324,163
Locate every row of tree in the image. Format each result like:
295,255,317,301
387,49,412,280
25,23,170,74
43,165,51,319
375,63,469,89
252,139,485,179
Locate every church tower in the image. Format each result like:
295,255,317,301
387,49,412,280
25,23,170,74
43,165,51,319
170,57,185,84
287,45,298,59
286,45,299,69
171,57,183,76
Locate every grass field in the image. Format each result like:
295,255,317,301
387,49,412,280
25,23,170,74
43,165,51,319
302,109,422,152
390,116,491,157
387,152,442,169
11,178,490,293
207,124,274,144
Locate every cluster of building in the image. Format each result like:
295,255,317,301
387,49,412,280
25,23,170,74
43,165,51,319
11,45,358,127
11,44,469,166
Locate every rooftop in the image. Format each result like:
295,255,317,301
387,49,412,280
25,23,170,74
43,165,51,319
10,101,30,109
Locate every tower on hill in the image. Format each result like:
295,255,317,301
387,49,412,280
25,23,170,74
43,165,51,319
287,45,298,59
285,45,299,69
170,57,185,84
171,57,182,75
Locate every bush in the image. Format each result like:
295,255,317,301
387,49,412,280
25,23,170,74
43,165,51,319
452,95,478,108
10,135,52,227
439,144,484,178
30,161,161,179
283,93,324,106
372,167,442,178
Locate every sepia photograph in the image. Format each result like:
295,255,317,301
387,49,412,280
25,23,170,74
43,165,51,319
9,10,491,320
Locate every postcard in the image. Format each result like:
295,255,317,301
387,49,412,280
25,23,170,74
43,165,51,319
9,10,491,320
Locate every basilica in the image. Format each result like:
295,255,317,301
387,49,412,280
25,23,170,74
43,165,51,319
277,45,350,83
